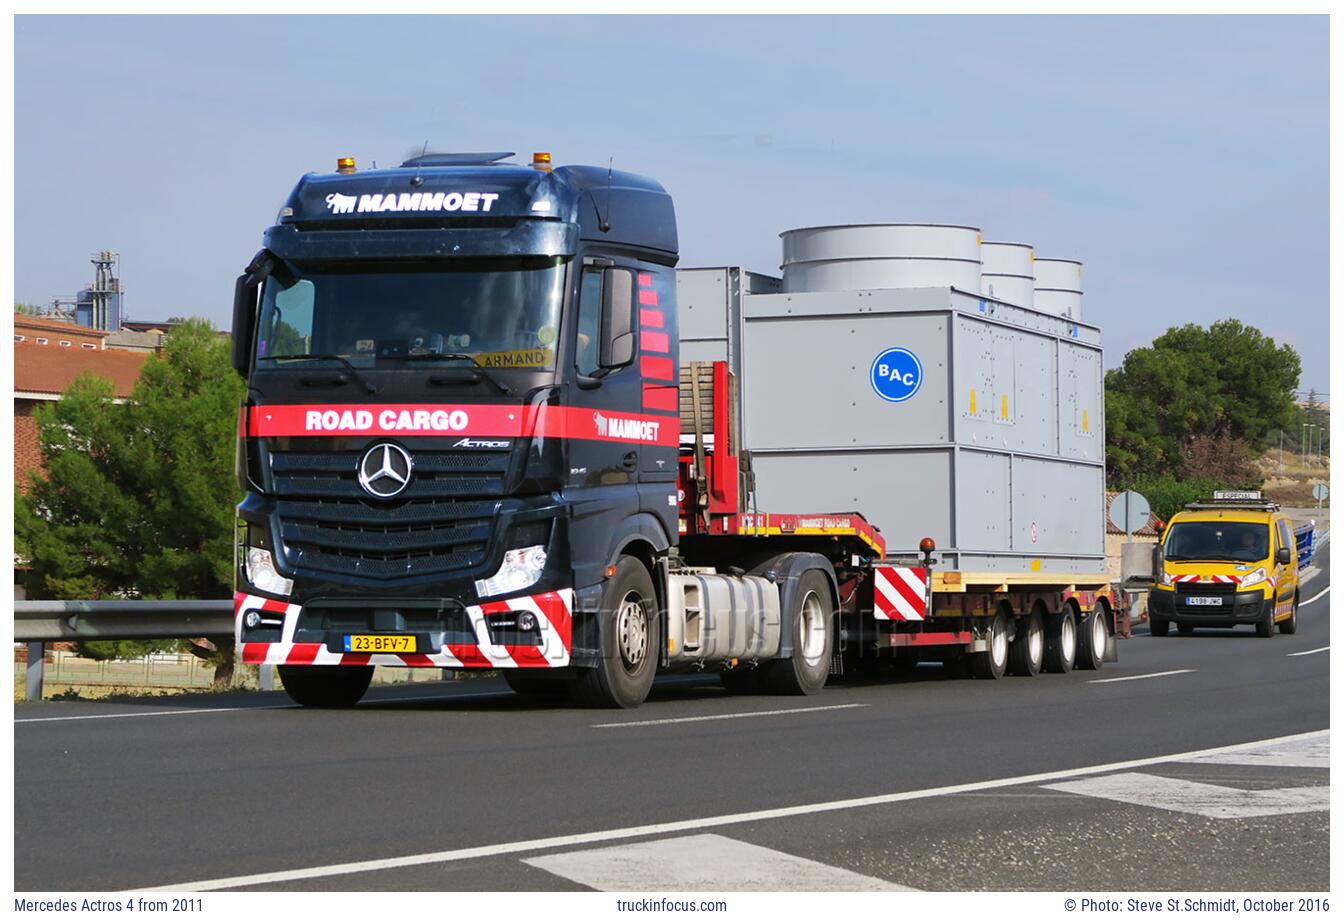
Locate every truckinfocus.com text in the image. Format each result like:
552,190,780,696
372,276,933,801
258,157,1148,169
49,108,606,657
615,898,729,912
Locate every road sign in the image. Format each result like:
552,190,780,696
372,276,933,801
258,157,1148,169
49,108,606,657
1108,490,1151,536
1312,483,1328,502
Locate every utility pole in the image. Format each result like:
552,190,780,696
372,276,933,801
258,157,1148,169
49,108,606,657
1279,430,1284,474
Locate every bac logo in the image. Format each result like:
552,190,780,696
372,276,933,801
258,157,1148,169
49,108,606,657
870,347,923,403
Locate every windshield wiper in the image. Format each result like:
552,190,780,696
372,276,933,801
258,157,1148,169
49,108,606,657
268,354,380,394
398,353,512,395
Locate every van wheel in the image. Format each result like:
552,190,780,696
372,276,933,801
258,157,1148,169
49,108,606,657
571,556,659,708
1255,601,1275,638
1279,594,1299,635
1077,606,1108,670
278,665,373,708
1149,617,1170,637
970,608,1011,679
1177,623,1194,635
1008,607,1045,676
761,570,834,695
1045,608,1078,672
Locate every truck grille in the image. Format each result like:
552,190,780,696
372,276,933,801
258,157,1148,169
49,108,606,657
270,446,510,579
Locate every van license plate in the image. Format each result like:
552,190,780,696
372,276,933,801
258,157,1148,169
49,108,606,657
1184,597,1224,607
344,635,416,653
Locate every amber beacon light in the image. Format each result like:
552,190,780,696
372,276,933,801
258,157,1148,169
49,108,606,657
336,156,356,174
532,151,553,172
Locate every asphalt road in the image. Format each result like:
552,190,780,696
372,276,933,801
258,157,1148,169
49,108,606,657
14,542,1330,892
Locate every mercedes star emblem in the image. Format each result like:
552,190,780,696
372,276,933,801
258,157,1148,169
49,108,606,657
357,443,413,499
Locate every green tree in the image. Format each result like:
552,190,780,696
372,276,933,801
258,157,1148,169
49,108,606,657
1105,319,1300,484
15,303,42,315
16,319,244,684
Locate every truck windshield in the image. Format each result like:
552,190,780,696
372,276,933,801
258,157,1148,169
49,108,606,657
255,256,567,370
1163,521,1270,563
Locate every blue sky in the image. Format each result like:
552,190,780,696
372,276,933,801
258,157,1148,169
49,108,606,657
15,14,1330,392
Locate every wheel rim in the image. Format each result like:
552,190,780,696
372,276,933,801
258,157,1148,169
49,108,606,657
616,591,648,673
798,590,827,663
1060,613,1077,662
990,616,1008,668
1028,615,1044,664
1091,610,1107,655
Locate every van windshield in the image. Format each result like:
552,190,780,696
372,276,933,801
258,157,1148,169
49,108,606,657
1163,521,1270,563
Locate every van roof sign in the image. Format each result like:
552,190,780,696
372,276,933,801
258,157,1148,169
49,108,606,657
1213,490,1262,500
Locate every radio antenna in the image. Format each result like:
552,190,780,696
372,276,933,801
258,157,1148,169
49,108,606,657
599,157,613,232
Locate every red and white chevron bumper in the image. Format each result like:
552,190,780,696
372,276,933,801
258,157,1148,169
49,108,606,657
233,588,573,668
1173,574,1241,585
872,566,929,621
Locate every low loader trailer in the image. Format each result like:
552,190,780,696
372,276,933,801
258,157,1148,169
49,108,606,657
230,150,1127,708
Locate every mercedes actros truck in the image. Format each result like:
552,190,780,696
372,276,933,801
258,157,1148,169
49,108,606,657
232,150,1127,709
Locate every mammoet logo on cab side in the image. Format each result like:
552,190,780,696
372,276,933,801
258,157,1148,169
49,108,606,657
593,411,660,442
325,191,500,215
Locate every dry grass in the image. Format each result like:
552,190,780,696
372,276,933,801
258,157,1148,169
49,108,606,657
1259,448,1330,506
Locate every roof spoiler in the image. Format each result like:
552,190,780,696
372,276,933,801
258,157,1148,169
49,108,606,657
400,152,515,168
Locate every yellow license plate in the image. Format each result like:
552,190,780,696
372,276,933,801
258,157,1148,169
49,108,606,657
344,634,417,653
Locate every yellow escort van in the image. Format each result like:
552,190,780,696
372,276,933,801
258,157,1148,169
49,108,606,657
1148,491,1299,637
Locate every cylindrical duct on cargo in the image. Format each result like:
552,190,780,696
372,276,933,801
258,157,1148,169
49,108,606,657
980,241,1035,309
1034,257,1083,320
780,223,982,294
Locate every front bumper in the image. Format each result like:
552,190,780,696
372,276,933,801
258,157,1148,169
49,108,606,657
234,587,574,668
1148,587,1272,627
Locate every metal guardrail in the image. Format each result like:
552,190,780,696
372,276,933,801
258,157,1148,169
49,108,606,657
14,600,234,702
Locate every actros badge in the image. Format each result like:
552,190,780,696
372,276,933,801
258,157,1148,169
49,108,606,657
357,443,413,499
870,347,924,403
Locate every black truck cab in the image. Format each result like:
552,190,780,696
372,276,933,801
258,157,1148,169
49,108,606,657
232,152,680,703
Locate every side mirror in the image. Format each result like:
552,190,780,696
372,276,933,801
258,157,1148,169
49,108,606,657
599,267,635,369
231,274,258,377
1276,546,1291,565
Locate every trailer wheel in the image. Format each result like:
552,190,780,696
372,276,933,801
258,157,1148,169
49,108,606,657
1076,605,1108,670
277,665,373,708
1279,594,1299,635
1044,606,1078,672
1149,617,1170,637
969,607,1011,679
761,570,834,695
570,556,659,709
1008,606,1045,676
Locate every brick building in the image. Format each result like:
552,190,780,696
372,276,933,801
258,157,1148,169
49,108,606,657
13,313,109,350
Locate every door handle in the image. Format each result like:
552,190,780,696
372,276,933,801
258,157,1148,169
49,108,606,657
622,451,638,469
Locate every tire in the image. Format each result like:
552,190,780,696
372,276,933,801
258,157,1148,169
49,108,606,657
278,665,373,708
1045,607,1079,672
570,556,660,708
970,608,1011,679
761,570,834,695
1149,617,1170,638
1255,600,1275,638
1008,607,1045,677
720,668,764,694
1177,623,1195,636
1076,606,1108,671
504,672,570,698
1279,594,1299,635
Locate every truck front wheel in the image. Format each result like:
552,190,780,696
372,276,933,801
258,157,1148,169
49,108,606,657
571,556,659,709
277,665,373,708
762,570,834,695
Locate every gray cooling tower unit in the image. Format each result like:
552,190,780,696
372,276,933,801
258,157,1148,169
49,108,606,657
676,228,1106,574
980,241,1035,309
1034,257,1084,320
781,223,982,294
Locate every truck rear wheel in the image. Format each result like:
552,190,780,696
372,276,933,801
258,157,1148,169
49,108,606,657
761,570,834,695
970,608,1010,679
1008,607,1045,676
1076,606,1108,670
278,665,373,708
1279,594,1299,634
571,556,659,709
1044,607,1078,672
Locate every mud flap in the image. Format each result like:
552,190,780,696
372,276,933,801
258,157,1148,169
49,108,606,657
1104,630,1118,663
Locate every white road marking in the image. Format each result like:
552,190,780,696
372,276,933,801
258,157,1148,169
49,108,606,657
1301,586,1330,606
1288,646,1329,658
1088,668,1195,684
14,705,293,724
1185,734,1328,770
141,728,1327,892
593,703,867,729
1044,772,1329,819
525,833,912,892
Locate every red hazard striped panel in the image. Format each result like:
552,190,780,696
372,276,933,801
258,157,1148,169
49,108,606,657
1173,574,1241,585
235,588,575,669
872,566,929,622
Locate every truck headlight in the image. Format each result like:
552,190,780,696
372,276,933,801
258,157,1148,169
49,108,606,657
475,545,547,598
246,547,294,597
1159,571,1174,587
1239,567,1267,589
